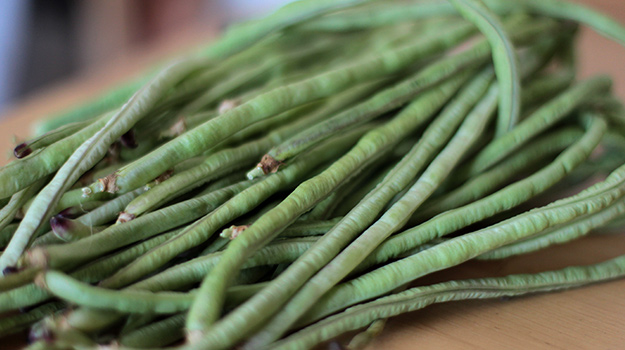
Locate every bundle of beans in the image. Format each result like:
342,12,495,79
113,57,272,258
1,0,625,349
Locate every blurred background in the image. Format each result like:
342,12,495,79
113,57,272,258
0,0,293,115
0,0,623,118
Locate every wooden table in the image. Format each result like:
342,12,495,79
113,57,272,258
1,1,624,349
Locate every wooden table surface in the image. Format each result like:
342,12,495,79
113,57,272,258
1,1,625,349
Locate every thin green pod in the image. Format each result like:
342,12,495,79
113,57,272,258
449,0,520,136
14,120,90,159
90,22,479,195
299,0,625,48
0,113,112,200
101,125,370,289
249,41,490,175
0,224,18,249
26,181,252,271
279,218,343,238
296,1,460,32
412,127,583,223
179,37,346,117
0,178,48,232
302,149,625,324
464,75,611,177
0,267,40,293
244,81,500,347
250,18,550,175
270,255,625,350
0,229,182,313
359,116,607,273
521,71,575,106
184,70,478,345
120,314,186,348
123,81,382,218
0,58,209,271
0,301,65,337
38,270,195,314
129,237,318,292
503,0,625,46
479,197,625,260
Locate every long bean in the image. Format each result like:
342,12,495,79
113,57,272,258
412,127,583,223
249,18,551,176
123,81,382,218
85,22,480,196
184,69,474,341
270,254,625,350
449,0,520,136
100,124,370,289
479,197,625,260
0,230,181,313
463,76,611,177
0,302,65,337
25,181,252,271
360,115,607,273
301,146,625,324
184,72,479,348
302,161,623,323
195,40,554,345
0,178,48,232
14,121,90,159
244,79,500,347
120,313,185,347
1,1,624,347
0,113,112,200
0,58,209,271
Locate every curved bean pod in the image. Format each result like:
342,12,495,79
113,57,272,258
244,79,500,347
270,254,625,350
302,138,625,324
185,70,479,347
412,127,583,223
101,125,369,289
449,0,520,136
26,181,251,271
464,76,611,177
480,197,625,260
360,115,607,273
92,22,478,195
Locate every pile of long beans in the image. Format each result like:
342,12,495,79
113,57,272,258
1,0,625,349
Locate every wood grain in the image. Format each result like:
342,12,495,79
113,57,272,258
0,1,624,349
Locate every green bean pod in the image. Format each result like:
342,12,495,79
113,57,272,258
270,254,625,350
26,181,252,271
90,22,479,195
185,70,476,346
